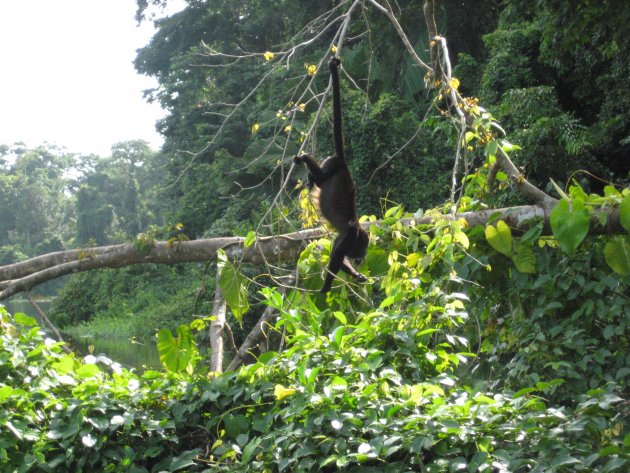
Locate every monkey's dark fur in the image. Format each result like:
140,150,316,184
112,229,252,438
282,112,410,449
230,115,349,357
294,57,369,293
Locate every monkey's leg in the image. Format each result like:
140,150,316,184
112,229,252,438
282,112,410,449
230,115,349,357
321,233,354,293
340,258,367,282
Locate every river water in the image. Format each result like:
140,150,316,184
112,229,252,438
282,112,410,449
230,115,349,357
2,298,162,371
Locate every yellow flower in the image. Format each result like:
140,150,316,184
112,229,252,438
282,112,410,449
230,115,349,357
331,45,337,53
449,77,460,90
274,384,297,401
297,103,306,111
251,123,260,134
284,125,292,133
305,64,317,76
263,51,274,61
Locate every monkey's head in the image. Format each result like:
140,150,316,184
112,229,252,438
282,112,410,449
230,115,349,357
347,226,369,260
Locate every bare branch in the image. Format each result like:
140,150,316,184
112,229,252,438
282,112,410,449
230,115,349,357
377,0,432,74
209,281,226,373
496,147,557,207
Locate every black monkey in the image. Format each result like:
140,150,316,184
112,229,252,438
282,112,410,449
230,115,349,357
294,57,369,293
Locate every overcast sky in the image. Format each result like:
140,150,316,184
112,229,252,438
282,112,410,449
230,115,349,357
0,0,184,156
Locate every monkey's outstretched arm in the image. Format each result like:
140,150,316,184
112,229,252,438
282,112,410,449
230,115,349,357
294,154,324,185
294,154,340,186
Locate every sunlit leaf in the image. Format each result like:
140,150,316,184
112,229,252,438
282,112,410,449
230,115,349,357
156,326,198,374
13,313,37,326
453,230,469,249
485,220,512,257
330,376,348,390
0,386,14,402
244,231,256,249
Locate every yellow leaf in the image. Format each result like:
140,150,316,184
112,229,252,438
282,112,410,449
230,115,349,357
274,384,297,401
298,103,306,111
331,45,337,53
284,125,292,133
251,123,260,134
449,77,460,90
305,64,317,76
263,51,274,61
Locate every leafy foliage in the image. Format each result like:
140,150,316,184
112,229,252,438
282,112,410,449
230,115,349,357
2,199,629,470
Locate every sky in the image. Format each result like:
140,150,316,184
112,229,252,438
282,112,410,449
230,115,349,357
0,0,184,156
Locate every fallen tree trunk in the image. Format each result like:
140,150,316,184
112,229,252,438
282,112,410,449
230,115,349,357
0,204,624,300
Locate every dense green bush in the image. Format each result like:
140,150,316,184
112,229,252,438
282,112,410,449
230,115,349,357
50,265,203,335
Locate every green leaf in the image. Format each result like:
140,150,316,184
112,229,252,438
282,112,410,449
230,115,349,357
224,414,249,440
550,199,590,256
244,231,256,249
0,386,14,402
550,178,570,200
14,312,37,326
453,230,469,249
604,236,630,276
157,326,198,374
485,140,498,160
217,250,249,323
333,311,347,325
485,220,512,257
500,139,520,152
76,364,101,379
366,247,389,275
170,451,200,471
330,376,348,390
620,195,630,233
513,243,537,273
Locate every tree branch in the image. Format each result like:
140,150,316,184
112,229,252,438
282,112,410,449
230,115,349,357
1,206,625,300
209,280,226,373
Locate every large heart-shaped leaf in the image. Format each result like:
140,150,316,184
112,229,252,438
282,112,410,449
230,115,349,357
485,220,512,257
550,199,590,256
604,236,630,276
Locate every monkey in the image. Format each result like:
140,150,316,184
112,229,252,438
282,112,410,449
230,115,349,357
294,56,369,293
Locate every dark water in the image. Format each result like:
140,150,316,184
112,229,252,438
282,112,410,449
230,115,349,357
69,336,162,371
2,298,162,371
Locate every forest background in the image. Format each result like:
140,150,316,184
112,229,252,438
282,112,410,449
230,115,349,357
0,0,629,471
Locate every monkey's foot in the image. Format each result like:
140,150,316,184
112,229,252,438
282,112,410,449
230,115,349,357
293,154,308,165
